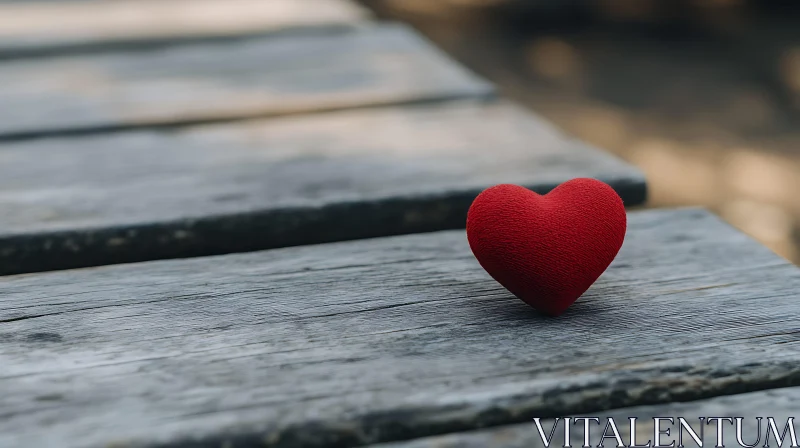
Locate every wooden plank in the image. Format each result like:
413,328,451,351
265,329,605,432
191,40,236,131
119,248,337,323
0,23,493,139
1,208,799,448
0,0,370,57
367,387,800,448
0,100,646,275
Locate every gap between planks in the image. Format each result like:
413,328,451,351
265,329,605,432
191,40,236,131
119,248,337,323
367,387,800,447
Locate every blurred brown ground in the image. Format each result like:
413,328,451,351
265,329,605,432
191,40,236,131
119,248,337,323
359,0,800,264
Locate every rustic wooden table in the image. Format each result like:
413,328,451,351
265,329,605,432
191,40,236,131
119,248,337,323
0,1,796,447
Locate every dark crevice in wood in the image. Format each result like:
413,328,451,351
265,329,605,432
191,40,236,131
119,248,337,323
0,314,50,324
150,366,800,448
0,25,358,62
0,177,646,276
0,93,495,144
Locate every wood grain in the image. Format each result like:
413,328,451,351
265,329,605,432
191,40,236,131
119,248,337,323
368,387,800,448
0,100,645,275
0,23,493,139
1,208,799,448
0,0,370,57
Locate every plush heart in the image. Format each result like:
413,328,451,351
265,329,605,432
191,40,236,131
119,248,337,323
466,178,626,316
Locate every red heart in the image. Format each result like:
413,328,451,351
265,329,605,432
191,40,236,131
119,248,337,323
466,178,626,316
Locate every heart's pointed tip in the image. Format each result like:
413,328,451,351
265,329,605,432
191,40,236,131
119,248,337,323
533,305,572,318
520,297,576,317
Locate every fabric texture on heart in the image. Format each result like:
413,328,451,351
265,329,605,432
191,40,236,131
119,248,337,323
466,179,626,316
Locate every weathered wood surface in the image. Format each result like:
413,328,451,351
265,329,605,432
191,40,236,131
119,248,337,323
1,209,799,448
0,23,493,139
0,0,370,57
0,100,645,275
369,387,800,448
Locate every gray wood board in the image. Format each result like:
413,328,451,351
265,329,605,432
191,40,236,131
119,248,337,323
0,100,646,275
1,208,799,448
0,0,371,57
0,23,493,139
368,387,800,448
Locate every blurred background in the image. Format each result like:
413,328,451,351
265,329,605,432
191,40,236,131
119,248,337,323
358,0,800,264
